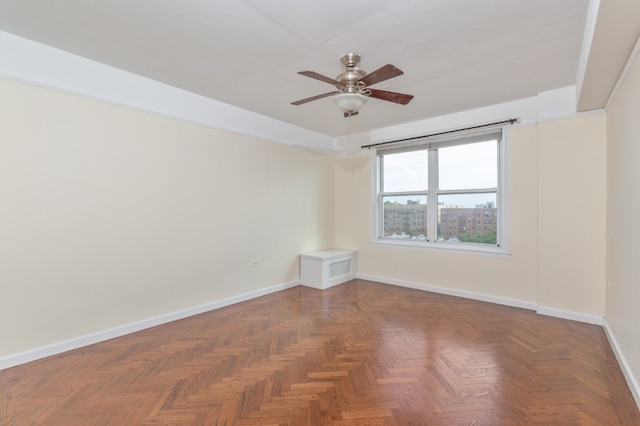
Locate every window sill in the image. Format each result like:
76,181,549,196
371,238,511,258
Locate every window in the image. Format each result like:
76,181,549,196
374,126,509,253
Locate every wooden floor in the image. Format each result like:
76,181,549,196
1,280,638,425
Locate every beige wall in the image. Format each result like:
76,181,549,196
0,77,335,357
335,114,607,316
0,72,615,370
606,49,640,393
538,114,607,316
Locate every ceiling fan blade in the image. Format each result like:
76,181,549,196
344,111,359,118
368,89,414,105
298,71,341,86
358,64,404,87
291,91,340,105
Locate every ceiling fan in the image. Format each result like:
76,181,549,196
291,53,414,117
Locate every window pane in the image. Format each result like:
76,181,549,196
439,141,497,190
382,151,428,192
438,193,497,244
382,195,427,240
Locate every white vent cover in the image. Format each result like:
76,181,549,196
300,249,357,290
329,259,351,278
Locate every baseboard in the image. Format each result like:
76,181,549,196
536,305,603,325
356,273,537,311
356,274,608,327
0,279,300,371
0,276,610,371
603,319,640,409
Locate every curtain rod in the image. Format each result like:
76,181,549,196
361,118,519,149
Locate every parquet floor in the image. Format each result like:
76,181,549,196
1,279,638,425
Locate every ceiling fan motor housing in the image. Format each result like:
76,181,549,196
336,53,366,92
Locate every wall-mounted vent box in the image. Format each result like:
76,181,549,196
300,249,357,290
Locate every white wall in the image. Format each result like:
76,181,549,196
0,77,335,358
606,45,640,401
335,114,607,318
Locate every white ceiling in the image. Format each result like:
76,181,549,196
0,1,637,138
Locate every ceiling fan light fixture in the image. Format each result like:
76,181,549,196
333,92,368,114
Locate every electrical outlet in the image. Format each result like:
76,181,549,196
251,259,261,267
607,280,612,291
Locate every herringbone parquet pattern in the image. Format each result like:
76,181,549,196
1,280,638,425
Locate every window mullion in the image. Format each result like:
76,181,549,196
437,188,498,195
378,155,385,239
427,149,439,242
381,191,429,197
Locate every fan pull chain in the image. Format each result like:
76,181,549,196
348,112,352,146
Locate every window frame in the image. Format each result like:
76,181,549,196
371,125,510,255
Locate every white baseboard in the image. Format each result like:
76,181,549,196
357,274,608,327
0,280,300,371
536,305,603,325
0,275,613,374
357,273,538,311
603,319,640,409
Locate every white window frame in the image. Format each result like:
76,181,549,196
371,125,510,255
